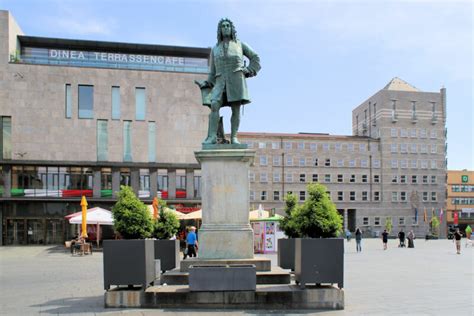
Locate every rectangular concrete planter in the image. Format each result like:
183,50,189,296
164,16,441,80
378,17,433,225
277,238,295,270
294,238,344,289
189,264,256,291
154,239,180,272
103,239,155,290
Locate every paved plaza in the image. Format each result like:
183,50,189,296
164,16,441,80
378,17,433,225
0,238,472,315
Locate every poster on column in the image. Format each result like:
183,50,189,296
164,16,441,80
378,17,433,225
265,222,275,252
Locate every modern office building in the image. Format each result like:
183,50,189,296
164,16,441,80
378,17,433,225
241,77,448,237
446,170,474,232
0,11,210,245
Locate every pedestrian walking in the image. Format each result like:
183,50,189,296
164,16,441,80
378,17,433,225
355,227,362,252
183,226,198,259
407,230,415,248
345,229,352,242
453,228,462,254
382,229,388,250
398,229,406,248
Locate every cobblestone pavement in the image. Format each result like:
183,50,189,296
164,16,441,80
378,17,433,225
0,238,472,315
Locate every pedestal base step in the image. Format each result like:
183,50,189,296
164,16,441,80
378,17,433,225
162,267,290,285
104,284,344,310
180,258,271,272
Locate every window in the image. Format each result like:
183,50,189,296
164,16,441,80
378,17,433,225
350,174,356,183
374,217,381,225
370,143,378,152
1,116,12,159
335,143,342,152
349,159,356,167
273,173,281,182
260,156,268,166
401,128,408,137
246,142,254,148
359,144,366,152
420,144,428,154
260,173,268,183
411,101,417,120
299,191,306,201
298,142,305,150
101,168,112,190
392,192,398,202
97,120,108,161
374,175,380,183
249,172,255,182
431,176,436,184
431,160,437,169
261,191,267,201
78,85,93,118
391,144,398,153
362,175,368,183
112,86,120,120
299,157,305,166
420,129,427,138
411,159,418,169
401,143,408,153
431,192,437,201
400,175,407,184
157,169,168,192
347,143,354,152
337,174,344,183
374,191,380,201
312,174,318,182
258,142,267,149
391,128,398,137
411,144,417,153
273,191,280,201
412,175,418,184
400,191,407,202
285,173,293,182
314,158,319,166
410,128,417,138
430,130,437,138
299,173,306,183
325,159,331,167
337,159,344,167
250,191,255,201
421,160,428,169
337,191,343,201
363,217,369,226
399,217,405,226
323,143,330,151
350,191,356,201
140,169,150,194
284,142,292,150
391,160,398,168
324,174,331,182
400,159,408,169
123,121,132,161
310,143,317,151
411,216,418,225
422,175,428,184
65,84,72,118
392,175,398,183
148,122,156,162
273,156,281,166
361,159,368,168
362,191,368,201
373,159,380,168
271,142,279,149
422,192,428,202
135,87,146,120
286,156,293,166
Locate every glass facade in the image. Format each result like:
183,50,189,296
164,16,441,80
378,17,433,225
97,120,108,161
78,85,93,118
1,116,12,159
111,86,120,120
135,88,146,120
148,122,156,162
123,121,132,162
65,84,72,118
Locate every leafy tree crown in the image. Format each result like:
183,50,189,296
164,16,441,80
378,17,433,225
153,199,180,239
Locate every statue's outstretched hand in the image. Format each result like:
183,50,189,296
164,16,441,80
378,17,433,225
194,80,210,89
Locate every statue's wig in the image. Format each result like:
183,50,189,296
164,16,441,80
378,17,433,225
217,18,237,43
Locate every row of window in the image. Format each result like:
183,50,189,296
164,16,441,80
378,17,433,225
392,191,437,202
451,198,474,205
451,185,474,192
390,127,439,139
390,159,440,169
65,84,147,120
246,141,379,152
258,156,380,168
390,143,439,154
391,175,437,184
249,190,380,202
362,216,419,227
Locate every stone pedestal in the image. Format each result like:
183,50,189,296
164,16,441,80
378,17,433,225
194,149,255,259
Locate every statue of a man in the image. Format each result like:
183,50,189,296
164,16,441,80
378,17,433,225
197,18,261,145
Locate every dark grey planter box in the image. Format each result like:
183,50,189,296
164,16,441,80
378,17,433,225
277,238,296,270
189,264,256,291
294,238,344,289
154,239,180,272
103,239,155,290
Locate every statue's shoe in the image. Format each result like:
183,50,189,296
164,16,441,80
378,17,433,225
203,136,217,145
231,137,240,144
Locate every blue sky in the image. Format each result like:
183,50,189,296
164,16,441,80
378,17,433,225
1,0,472,170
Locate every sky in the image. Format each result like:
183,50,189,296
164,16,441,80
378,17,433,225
1,0,472,170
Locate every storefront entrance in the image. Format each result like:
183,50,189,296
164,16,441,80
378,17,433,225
4,217,65,245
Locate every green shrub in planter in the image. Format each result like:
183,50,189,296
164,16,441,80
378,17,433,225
111,186,153,239
280,193,300,238
153,199,180,239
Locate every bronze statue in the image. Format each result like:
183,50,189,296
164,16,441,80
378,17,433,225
196,18,261,145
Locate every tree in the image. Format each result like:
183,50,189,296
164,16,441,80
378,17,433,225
293,183,343,238
111,186,153,239
385,217,393,233
279,193,301,238
153,199,180,239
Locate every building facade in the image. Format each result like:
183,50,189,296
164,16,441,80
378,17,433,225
0,11,210,245
446,170,474,232
241,78,448,237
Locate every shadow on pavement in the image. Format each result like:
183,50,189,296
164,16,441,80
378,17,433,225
30,296,118,314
